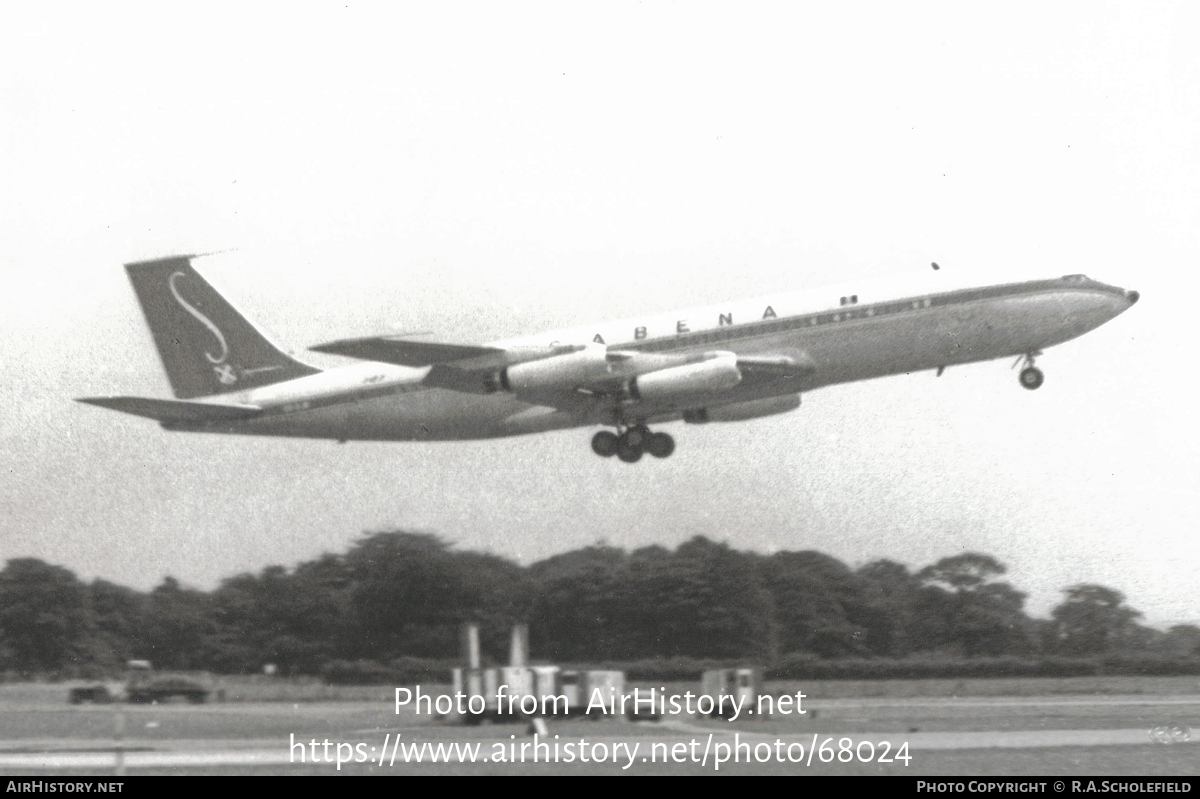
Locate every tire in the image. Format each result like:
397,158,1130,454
616,434,643,463
1019,366,1044,390
645,432,675,458
624,426,649,448
591,430,618,457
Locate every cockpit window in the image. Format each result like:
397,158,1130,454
1061,274,1090,283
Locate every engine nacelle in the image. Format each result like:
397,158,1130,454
628,352,741,401
684,394,801,424
501,345,612,393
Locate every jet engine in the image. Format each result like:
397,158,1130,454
500,345,612,393
627,352,742,401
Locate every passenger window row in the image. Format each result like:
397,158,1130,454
632,293,941,351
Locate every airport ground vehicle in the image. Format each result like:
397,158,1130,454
67,685,113,704
67,660,210,704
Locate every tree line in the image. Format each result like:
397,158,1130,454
1,531,1197,678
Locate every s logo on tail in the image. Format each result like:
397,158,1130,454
168,270,234,384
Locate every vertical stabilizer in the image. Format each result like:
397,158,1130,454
124,256,321,398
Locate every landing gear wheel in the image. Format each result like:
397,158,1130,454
645,432,675,459
591,430,618,457
623,425,650,449
616,430,644,463
1019,366,1044,390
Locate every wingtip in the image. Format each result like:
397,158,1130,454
75,396,134,411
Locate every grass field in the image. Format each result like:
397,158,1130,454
2,675,1197,776
6,672,1199,707
113,745,1200,776
3,733,1197,776
764,675,1200,699
0,698,1197,774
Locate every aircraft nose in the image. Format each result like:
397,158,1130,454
1125,289,1139,305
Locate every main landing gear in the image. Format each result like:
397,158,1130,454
1015,352,1045,390
591,425,675,462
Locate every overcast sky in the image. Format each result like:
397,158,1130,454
1,2,1197,627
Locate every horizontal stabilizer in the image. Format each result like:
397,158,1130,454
310,336,505,367
75,396,262,423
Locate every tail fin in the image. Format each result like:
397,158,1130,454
125,255,321,398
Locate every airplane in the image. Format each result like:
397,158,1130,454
77,256,1139,462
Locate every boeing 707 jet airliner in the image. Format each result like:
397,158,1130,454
78,256,1139,462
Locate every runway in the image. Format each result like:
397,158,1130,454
0,725,1197,771
1,693,1197,773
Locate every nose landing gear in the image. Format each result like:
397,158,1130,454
1015,352,1045,390
591,424,675,462
1019,366,1044,390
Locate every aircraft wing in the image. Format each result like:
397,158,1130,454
312,334,816,413
309,336,507,367
310,336,595,369
75,396,262,423
310,336,601,394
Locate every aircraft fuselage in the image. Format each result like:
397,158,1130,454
170,273,1137,442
